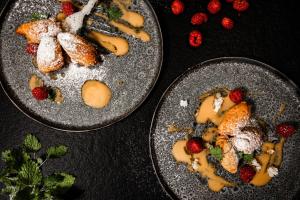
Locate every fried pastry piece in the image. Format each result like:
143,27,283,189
16,19,61,44
57,33,97,67
216,135,239,173
37,36,64,73
218,102,251,136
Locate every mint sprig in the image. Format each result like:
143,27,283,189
0,134,75,200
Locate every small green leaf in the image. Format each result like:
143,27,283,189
46,145,68,158
44,173,75,194
18,160,42,185
209,146,223,161
2,150,13,163
30,12,48,21
243,153,254,163
36,157,43,165
1,185,18,195
24,134,41,152
107,6,122,20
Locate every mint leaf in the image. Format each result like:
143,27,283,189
30,12,48,21
24,134,41,152
2,150,13,163
18,160,42,185
47,145,68,158
209,146,223,161
243,153,254,163
44,173,75,194
107,6,122,20
1,134,73,199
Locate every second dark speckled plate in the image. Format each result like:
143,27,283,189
150,57,300,200
0,0,162,131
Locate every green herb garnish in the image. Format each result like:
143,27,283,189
0,134,75,200
209,146,222,161
242,153,254,163
107,6,122,20
30,12,48,21
97,3,123,21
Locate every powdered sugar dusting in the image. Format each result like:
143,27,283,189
37,36,56,66
57,32,77,52
40,18,62,37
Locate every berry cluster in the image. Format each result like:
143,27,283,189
170,0,250,47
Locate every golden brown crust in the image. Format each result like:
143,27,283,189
16,19,61,44
220,141,238,173
57,33,97,67
218,102,251,136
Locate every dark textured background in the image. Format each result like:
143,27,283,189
0,0,299,199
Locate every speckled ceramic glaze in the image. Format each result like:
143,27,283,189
0,0,162,131
150,58,300,200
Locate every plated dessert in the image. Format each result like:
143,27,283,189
150,58,300,199
170,87,297,192
1,0,162,130
16,0,150,108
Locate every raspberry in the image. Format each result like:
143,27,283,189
207,0,222,14
191,12,208,25
186,138,203,154
276,123,296,138
32,87,48,100
229,88,244,104
189,30,202,47
171,0,184,15
26,43,39,56
240,165,256,183
233,0,249,12
221,17,234,29
61,2,74,16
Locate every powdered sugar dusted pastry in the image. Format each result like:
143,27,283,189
16,19,62,44
37,36,64,73
218,102,251,136
57,32,97,67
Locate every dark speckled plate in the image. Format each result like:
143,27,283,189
150,57,300,200
0,0,162,131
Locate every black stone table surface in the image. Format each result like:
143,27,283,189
1,0,299,199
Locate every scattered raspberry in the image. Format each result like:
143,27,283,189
186,138,204,154
229,88,244,104
32,87,48,100
191,12,208,25
207,0,222,14
171,0,184,15
221,17,234,29
240,165,256,183
61,2,74,16
276,123,296,138
189,30,202,47
26,43,39,56
233,0,249,12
